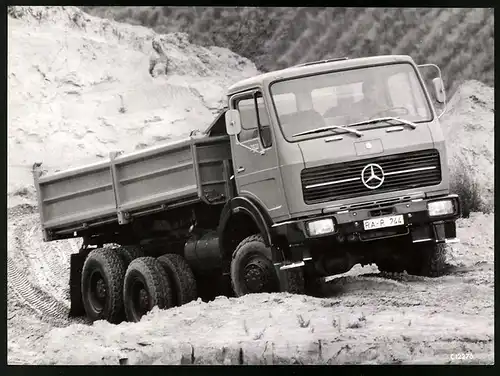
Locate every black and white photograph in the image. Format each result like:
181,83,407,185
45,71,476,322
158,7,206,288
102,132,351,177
7,6,494,365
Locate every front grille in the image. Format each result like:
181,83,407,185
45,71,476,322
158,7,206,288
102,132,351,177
301,149,442,204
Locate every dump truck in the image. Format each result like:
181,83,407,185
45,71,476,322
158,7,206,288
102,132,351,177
33,55,461,324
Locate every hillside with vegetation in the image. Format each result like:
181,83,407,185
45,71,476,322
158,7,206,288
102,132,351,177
80,7,494,96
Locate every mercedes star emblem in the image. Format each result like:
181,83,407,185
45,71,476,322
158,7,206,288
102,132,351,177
361,163,385,189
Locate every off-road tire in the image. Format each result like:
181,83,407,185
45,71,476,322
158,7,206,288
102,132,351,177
231,234,306,297
231,234,280,297
123,257,173,322
81,248,126,324
115,245,145,268
157,254,197,306
407,243,447,277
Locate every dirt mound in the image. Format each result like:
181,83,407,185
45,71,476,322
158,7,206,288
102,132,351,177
35,288,494,365
7,6,258,205
8,209,493,364
440,80,494,210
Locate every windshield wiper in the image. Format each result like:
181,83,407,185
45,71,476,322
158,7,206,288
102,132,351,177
292,125,364,138
346,117,417,129
291,116,416,138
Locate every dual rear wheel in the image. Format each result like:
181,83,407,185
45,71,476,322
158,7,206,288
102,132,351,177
81,248,197,323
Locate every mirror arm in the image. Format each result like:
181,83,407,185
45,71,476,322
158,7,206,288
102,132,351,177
437,104,447,119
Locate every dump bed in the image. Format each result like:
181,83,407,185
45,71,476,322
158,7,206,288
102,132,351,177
33,135,233,241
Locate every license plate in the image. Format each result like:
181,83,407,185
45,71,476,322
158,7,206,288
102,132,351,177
363,215,405,231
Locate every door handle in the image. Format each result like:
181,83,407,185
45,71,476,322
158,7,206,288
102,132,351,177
237,167,245,173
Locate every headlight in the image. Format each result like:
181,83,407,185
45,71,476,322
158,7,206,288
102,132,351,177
427,200,454,217
307,218,335,236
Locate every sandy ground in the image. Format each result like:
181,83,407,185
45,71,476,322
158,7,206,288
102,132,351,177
7,205,494,365
7,6,495,365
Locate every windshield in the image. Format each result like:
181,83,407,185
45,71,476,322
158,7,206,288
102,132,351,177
269,62,433,142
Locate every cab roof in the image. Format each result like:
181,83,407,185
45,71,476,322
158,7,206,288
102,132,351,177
227,55,415,96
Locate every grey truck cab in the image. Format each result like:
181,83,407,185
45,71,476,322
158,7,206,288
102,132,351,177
34,55,460,324
223,54,459,290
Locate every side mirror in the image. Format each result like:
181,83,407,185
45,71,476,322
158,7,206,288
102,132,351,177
225,109,241,136
432,77,446,104
418,63,447,119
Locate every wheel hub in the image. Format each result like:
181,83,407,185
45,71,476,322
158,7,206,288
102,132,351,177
96,279,107,299
138,289,149,312
244,258,271,292
131,279,150,318
89,271,107,312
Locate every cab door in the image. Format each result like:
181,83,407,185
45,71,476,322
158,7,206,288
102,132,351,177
228,90,289,220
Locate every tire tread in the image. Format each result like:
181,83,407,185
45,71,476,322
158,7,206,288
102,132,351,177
115,245,145,267
123,257,173,322
157,254,197,306
231,234,305,296
81,248,126,324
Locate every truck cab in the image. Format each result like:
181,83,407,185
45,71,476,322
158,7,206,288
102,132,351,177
222,55,460,289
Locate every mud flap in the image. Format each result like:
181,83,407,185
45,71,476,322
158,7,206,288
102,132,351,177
277,268,293,292
277,266,305,294
69,253,86,317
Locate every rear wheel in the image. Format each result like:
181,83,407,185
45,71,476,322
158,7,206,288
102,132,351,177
115,245,145,268
81,248,126,324
123,257,173,322
157,254,198,306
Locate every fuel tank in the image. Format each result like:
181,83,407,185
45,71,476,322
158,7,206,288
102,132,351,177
184,230,223,275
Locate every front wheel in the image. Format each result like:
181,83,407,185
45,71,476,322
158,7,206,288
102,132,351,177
231,235,280,297
230,234,305,297
407,242,448,277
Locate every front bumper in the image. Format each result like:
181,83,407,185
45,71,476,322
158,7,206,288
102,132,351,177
271,194,460,264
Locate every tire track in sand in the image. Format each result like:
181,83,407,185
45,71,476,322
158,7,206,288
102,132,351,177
7,204,80,326
7,256,70,327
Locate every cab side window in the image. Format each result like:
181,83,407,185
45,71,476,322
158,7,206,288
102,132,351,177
236,93,272,147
